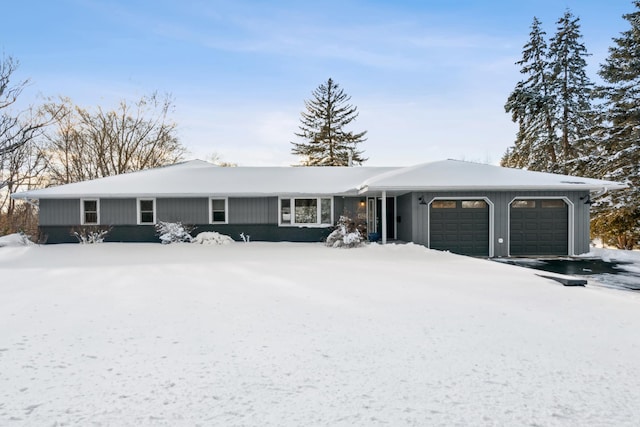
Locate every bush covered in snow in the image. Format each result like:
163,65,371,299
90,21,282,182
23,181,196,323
0,232,34,247
155,222,194,244
71,227,111,244
192,231,234,245
325,215,365,248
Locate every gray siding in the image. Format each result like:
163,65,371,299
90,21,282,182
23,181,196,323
412,191,591,257
338,197,367,225
39,199,80,226
228,197,277,224
157,198,209,224
101,199,136,225
396,193,413,242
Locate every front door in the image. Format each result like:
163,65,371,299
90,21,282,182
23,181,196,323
367,197,395,239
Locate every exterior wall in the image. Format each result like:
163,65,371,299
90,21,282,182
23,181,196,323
39,199,80,226
39,223,330,244
37,191,592,254
101,199,136,225
38,196,328,243
412,190,591,257
157,198,209,224
228,197,277,224
337,197,367,226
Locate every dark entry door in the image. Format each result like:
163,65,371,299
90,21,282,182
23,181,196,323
375,198,395,239
429,200,489,256
510,199,568,256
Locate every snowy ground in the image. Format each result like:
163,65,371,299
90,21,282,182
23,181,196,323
1,241,639,426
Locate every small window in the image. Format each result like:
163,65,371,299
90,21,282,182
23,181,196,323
82,199,99,224
512,200,536,208
211,198,227,223
432,200,456,209
541,200,565,208
281,199,291,224
321,198,332,224
462,200,487,209
138,199,155,224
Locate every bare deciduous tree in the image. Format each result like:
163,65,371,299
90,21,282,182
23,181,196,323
0,56,48,185
41,93,186,185
0,55,53,237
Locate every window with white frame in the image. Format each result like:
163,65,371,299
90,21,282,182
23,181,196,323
210,198,228,223
138,198,156,224
81,199,99,225
279,197,333,226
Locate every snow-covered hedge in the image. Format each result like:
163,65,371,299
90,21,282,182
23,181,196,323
72,227,111,244
192,231,234,245
155,222,194,244
0,232,34,247
325,215,365,248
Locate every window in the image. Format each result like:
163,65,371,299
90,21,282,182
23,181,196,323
138,198,155,224
295,198,317,223
461,200,487,209
210,198,228,223
541,200,565,208
281,199,291,224
81,199,99,224
432,200,456,209
279,197,333,226
512,200,536,208
321,198,332,224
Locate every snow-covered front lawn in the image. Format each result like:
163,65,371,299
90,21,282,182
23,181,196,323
1,242,639,426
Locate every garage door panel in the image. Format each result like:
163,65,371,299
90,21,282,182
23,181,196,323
430,200,489,257
510,200,568,256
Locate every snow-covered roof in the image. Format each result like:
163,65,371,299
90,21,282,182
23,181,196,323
12,159,626,200
358,160,627,192
12,160,396,199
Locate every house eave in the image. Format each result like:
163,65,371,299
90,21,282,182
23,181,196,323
358,184,628,194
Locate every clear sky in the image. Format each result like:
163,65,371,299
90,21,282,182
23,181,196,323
3,0,634,166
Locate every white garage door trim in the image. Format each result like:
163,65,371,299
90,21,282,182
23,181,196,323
427,196,494,257
507,196,574,256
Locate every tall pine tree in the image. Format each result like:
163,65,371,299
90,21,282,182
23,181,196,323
503,17,558,172
291,78,367,166
548,10,594,175
591,1,640,249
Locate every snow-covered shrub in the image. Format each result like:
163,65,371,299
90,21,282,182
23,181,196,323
0,232,34,247
71,227,111,244
192,231,234,245
240,232,250,243
325,215,364,248
155,221,194,244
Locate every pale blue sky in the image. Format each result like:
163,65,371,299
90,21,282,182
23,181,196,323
3,0,633,165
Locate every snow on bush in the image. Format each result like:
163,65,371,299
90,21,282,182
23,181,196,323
71,227,111,244
155,222,194,244
325,215,364,248
192,231,234,245
0,232,34,247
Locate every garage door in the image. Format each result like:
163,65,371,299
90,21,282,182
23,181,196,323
430,200,489,257
510,199,568,256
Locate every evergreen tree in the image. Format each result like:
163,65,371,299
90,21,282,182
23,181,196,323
592,1,640,249
503,17,558,171
548,10,594,175
291,78,367,166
